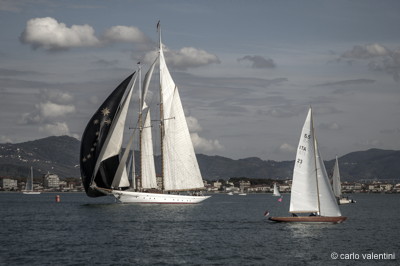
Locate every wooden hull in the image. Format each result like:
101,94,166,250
269,216,347,224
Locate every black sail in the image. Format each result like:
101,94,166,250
80,73,135,197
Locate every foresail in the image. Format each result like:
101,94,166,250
80,72,135,197
332,156,341,198
315,143,342,216
289,108,319,213
160,46,204,191
141,110,158,189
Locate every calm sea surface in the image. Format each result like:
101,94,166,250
0,192,399,265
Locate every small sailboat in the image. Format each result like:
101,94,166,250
332,156,355,204
80,22,209,204
22,167,41,195
272,183,281,197
269,107,346,223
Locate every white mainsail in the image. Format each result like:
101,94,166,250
159,41,204,191
332,156,341,198
140,110,157,189
289,107,341,216
289,108,319,213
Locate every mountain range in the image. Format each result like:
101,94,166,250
0,135,399,182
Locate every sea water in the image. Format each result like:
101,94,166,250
0,193,398,265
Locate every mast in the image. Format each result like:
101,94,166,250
138,62,142,191
158,21,165,191
310,107,321,215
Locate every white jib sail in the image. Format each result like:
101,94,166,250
332,156,341,198
315,141,342,217
159,45,204,191
140,110,157,189
289,108,319,213
95,75,136,186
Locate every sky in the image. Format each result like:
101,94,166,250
0,0,399,161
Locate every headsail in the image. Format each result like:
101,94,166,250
80,72,135,197
332,156,341,198
159,33,204,191
315,141,342,216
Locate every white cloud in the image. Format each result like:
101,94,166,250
186,115,224,153
102,25,149,43
38,101,75,118
278,143,296,153
157,46,220,70
342,43,390,59
20,17,100,50
237,55,276,69
39,122,71,136
186,116,203,132
190,132,224,153
0,135,13,143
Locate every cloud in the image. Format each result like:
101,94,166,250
39,89,74,104
39,122,71,136
318,122,342,131
19,17,219,70
238,55,276,69
277,143,296,153
340,43,400,82
186,116,203,132
19,89,76,125
38,101,75,118
20,17,100,51
102,25,150,44
160,46,221,70
315,79,376,87
186,115,224,153
342,44,390,59
190,132,224,153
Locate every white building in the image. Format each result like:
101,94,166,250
43,173,60,188
0,178,18,190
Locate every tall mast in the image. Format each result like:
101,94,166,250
137,62,143,191
157,20,165,191
310,107,321,214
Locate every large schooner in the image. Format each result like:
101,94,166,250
80,22,209,204
269,107,346,223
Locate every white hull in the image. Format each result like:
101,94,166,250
112,190,210,204
339,198,356,204
22,191,41,195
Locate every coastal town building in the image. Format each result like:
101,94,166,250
0,178,18,190
43,172,60,189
